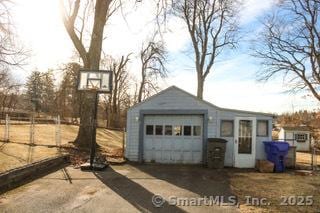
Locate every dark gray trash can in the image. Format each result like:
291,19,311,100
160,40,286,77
207,138,228,169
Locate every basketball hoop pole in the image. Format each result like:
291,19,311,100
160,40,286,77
89,91,98,167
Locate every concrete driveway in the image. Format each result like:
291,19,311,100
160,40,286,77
0,164,239,213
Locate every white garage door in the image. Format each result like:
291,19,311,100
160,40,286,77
143,115,203,164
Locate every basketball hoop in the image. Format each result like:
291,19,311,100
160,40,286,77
77,69,112,93
77,69,113,171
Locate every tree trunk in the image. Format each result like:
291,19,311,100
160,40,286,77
138,72,145,103
75,91,97,147
73,0,110,148
197,72,204,100
111,79,118,127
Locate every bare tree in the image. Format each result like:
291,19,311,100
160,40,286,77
57,63,81,121
60,0,120,147
254,0,320,102
0,0,27,69
0,69,21,116
101,54,131,128
138,36,167,103
173,0,239,99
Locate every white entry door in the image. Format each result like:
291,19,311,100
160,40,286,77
234,117,256,168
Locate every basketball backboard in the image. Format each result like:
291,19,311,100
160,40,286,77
78,70,112,93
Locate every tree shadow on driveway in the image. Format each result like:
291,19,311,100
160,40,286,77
93,167,187,213
132,163,236,199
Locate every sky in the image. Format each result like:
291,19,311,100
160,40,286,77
11,0,320,114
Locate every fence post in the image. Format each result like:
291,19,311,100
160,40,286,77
29,115,35,144
55,115,61,149
313,147,318,171
311,147,314,169
316,149,318,171
4,114,9,142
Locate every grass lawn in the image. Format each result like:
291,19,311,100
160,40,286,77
296,151,319,167
0,142,60,173
0,124,124,173
229,169,320,212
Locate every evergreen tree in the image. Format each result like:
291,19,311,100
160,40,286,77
42,70,55,114
57,63,80,120
26,71,43,113
26,70,56,115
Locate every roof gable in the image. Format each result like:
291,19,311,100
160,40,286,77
129,85,274,117
129,86,207,110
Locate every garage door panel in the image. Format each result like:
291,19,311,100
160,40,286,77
162,141,172,150
192,141,201,150
154,141,162,150
155,151,162,162
183,141,193,150
172,151,183,163
143,115,203,164
192,152,202,163
144,151,152,162
182,151,192,163
145,140,153,150
173,141,183,150
162,151,171,162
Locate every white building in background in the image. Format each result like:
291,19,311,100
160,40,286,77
278,126,311,151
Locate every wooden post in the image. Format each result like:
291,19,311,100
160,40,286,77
55,115,61,151
312,147,318,171
316,148,318,171
30,116,35,144
4,114,9,142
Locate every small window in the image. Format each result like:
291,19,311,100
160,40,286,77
183,126,191,136
146,125,154,135
155,125,163,135
221,120,233,137
174,126,182,136
193,126,201,136
165,125,172,135
257,120,268,137
295,134,308,142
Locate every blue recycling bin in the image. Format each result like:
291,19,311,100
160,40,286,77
263,141,290,172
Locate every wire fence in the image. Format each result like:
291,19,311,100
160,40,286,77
0,115,126,146
0,115,64,146
274,138,319,170
0,114,125,172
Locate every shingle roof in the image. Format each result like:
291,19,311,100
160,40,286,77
282,126,311,131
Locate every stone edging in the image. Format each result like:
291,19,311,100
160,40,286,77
0,154,70,194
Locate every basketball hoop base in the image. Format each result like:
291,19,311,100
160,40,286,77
80,162,108,171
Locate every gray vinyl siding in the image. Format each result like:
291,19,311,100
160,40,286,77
125,87,273,165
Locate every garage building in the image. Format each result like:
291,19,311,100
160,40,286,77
125,86,274,168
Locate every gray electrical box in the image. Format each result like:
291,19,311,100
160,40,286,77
207,138,228,169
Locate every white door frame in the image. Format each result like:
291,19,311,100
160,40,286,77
234,117,256,168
